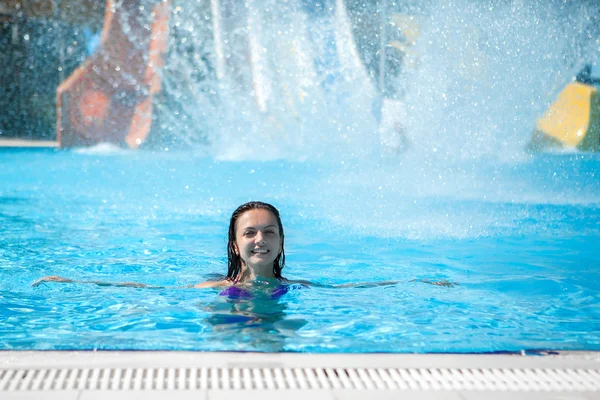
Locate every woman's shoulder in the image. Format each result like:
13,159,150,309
193,280,232,289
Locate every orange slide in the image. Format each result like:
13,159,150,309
56,0,170,148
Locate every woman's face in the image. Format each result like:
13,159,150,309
234,209,282,274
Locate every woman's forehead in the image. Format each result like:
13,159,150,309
236,209,279,229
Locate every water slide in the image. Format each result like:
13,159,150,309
56,0,170,148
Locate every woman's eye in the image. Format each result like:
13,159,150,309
244,231,255,237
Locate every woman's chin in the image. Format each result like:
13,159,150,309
250,255,275,264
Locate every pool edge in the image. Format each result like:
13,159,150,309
0,139,59,148
1,349,599,368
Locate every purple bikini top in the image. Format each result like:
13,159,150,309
219,284,292,300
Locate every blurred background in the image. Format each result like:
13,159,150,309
1,0,599,152
0,0,104,140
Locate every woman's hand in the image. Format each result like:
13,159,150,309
32,276,73,287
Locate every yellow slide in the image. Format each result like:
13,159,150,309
530,82,600,151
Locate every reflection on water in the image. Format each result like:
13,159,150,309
200,281,307,351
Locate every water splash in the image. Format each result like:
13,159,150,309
159,0,381,158
399,0,600,164
157,0,598,163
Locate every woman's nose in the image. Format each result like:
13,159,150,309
255,231,266,244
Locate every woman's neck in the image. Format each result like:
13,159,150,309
237,263,275,283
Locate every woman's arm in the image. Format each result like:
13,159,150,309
285,279,456,288
409,279,456,288
193,280,231,288
32,275,158,288
33,276,235,289
337,279,456,288
283,279,399,288
331,280,401,288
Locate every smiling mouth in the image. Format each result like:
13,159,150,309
252,249,269,255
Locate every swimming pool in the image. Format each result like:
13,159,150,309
1,147,599,353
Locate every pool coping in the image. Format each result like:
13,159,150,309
2,350,600,369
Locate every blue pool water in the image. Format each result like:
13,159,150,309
1,147,599,352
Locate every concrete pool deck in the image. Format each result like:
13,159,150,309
1,351,599,399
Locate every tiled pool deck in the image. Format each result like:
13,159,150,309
1,351,599,399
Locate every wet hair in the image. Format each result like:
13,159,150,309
226,201,285,281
